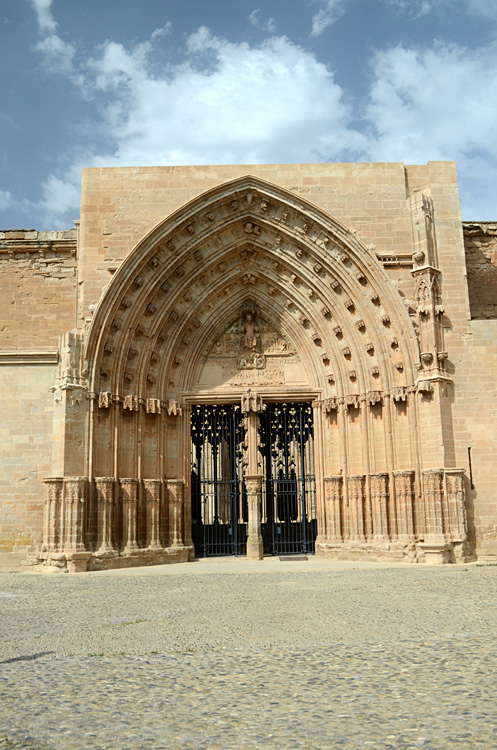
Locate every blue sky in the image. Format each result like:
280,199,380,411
1,0,496,229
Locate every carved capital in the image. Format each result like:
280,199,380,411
43,477,63,503
120,478,139,503
241,390,264,414
63,477,87,504
143,478,162,496
345,394,361,410
165,479,184,503
95,477,115,502
370,473,389,499
347,475,365,496
244,474,263,495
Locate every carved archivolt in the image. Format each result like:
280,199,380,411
85,176,419,403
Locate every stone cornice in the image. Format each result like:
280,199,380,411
0,351,58,365
0,230,77,258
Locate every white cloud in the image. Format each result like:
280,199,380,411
249,9,277,33
29,0,57,33
29,0,75,74
0,190,15,212
29,26,366,224
37,173,81,226
308,0,350,37
366,43,497,164
36,32,75,73
17,2,497,225
385,0,497,21
364,42,497,218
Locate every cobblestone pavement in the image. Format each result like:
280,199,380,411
1,561,496,749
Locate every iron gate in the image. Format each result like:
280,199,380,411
191,404,247,556
261,402,317,555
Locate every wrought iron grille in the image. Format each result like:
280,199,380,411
191,404,247,557
260,402,317,555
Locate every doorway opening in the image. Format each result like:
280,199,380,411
261,402,317,555
191,404,246,557
190,401,317,557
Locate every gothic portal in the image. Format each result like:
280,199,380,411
2,162,495,571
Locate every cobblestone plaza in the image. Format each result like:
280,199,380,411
1,559,496,749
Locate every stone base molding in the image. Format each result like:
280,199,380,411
316,468,472,564
39,476,192,573
39,466,472,571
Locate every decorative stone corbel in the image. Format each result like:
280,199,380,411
146,398,161,414
322,397,339,413
167,400,183,416
367,390,383,406
123,394,140,411
98,392,112,408
391,386,407,402
345,394,360,410
417,380,434,395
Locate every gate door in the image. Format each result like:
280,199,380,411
191,404,247,557
261,402,317,555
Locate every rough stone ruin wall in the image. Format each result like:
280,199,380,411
463,222,497,320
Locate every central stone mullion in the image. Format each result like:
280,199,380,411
241,391,264,560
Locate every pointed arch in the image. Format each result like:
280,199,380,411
86,175,418,404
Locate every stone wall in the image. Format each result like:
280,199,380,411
463,222,497,320
0,364,56,565
0,230,77,350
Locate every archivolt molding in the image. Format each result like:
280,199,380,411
85,175,419,404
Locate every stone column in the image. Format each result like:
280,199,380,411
324,476,342,543
419,468,449,563
312,399,326,547
42,477,63,552
62,477,87,552
422,469,445,539
393,470,415,542
180,406,194,552
143,479,162,550
166,479,184,547
241,390,264,560
94,477,116,557
346,475,366,542
120,478,139,554
62,477,91,572
445,469,468,542
370,473,389,542
245,474,264,560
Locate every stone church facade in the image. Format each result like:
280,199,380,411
1,162,496,572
